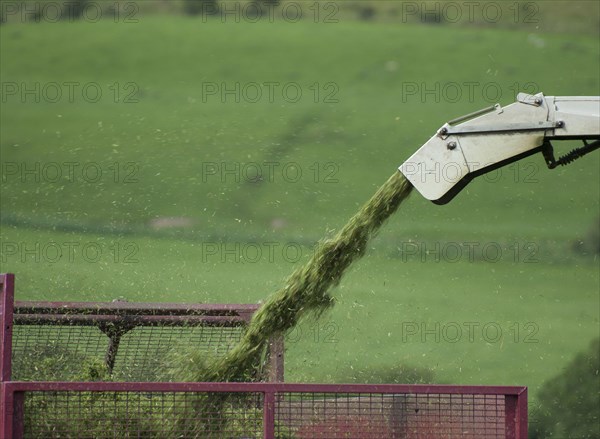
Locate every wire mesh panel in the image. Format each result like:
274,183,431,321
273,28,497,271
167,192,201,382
9,301,283,382
6,383,527,439
12,325,108,381
1,276,283,383
12,324,248,382
111,325,246,381
275,392,506,439
276,392,398,438
23,391,264,439
402,393,505,438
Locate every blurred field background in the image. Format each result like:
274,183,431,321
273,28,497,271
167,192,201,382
1,0,599,418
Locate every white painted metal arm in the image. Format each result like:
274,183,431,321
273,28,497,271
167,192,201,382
399,93,600,204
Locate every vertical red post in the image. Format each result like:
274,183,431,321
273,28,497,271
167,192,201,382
0,274,16,439
505,395,517,439
505,388,528,439
516,388,528,439
0,383,7,439
0,273,15,383
263,388,276,439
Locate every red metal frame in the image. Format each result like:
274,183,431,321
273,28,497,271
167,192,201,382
0,274,528,439
0,273,16,439
0,273,15,382
6,279,284,383
4,380,529,395
13,301,259,325
2,381,528,439
14,300,260,315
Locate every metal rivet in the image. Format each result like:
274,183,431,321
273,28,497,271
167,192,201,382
534,97,543,105
556,121,564,128
447,141,457,150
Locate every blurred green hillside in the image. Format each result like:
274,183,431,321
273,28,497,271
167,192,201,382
1,17,598,242
0,6,599,407
3,1,599,36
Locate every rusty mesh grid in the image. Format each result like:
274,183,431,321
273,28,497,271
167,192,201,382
23,391,263,439
11,324,245,382
275,392,506,439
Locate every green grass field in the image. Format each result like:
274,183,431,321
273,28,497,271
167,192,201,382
1,11,599,408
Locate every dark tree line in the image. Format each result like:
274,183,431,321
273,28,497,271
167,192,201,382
0,0,282,24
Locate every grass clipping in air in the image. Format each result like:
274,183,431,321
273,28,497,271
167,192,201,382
185,171,413,383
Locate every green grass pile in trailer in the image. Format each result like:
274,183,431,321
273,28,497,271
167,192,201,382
1,13,599,410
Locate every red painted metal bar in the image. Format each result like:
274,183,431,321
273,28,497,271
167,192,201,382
6,381,528,395
0,384,4,438
14,313,249,326
1,381,14,439
516,387,528,438
0,273,15,383
504,387,528,439
15,300,259,316
263,387,276,439
506,394,517,438
0,274,15,439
